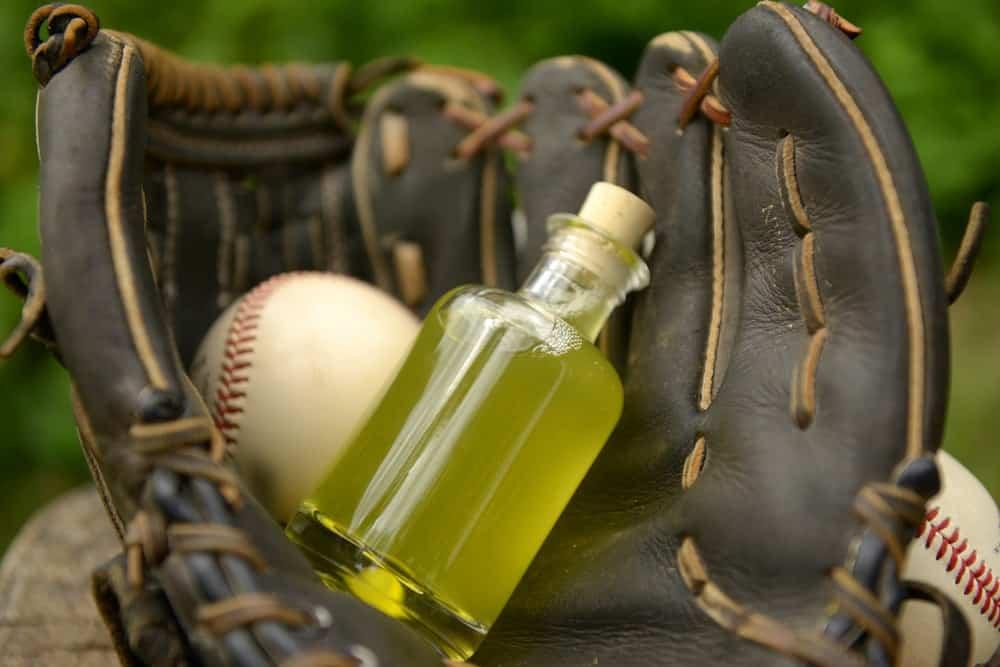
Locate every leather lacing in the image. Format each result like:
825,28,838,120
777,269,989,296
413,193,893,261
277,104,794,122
24,3,100,85
671,0,865,132
0,249,53,358
823,462,944,665
116,416,374,666
446,86,650,161
804,1,863,39
25,3,496,135
674,59,732,130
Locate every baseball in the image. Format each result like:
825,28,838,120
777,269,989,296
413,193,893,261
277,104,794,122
898,450,1000,666
191,272,419,522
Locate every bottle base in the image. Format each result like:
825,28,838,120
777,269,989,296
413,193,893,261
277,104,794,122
285,505,487,660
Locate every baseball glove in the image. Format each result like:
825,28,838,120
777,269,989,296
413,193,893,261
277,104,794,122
1,1,991,666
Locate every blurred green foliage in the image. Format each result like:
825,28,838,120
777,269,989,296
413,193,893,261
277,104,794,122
0,0,997,550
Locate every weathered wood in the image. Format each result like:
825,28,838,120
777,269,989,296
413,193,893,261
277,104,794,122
0,486,121,666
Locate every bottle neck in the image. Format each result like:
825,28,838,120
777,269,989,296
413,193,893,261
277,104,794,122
517,216,649,342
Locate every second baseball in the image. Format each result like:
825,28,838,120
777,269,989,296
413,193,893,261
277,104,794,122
898,450,1000,666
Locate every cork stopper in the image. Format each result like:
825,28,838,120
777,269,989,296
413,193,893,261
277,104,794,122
577,182,655,250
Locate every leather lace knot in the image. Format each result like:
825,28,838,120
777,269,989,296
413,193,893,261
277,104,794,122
674,59,731,130
25,3,100,85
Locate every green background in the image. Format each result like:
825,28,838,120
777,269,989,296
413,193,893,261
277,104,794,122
0,0,997,550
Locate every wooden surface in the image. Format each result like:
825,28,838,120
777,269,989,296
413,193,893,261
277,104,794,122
0,486,121,666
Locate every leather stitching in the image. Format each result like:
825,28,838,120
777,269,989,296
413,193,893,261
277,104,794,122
699,125,726,410
106,38,170,390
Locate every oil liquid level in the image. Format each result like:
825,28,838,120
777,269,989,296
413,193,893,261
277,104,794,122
286,286,623,659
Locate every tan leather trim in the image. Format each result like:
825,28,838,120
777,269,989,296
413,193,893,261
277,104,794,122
945,201,989,305
683,31,717,65
408,70,482,107
197,593,310,636
392,241,428,307
351,86,394,291
654,32,696,55
699,126,726,411
682,436,707,489
792,327,828,428
796,232,826,332
479,150,499,287
107,42,170,390
380,111,410,176
678,538,864,667
763,1,926,459
71,387,125,540
214,173,236,309
780,135,812,233
685,32,730,411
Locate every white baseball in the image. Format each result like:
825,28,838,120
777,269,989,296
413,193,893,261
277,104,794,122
191,272,419,522
899,450,1000,666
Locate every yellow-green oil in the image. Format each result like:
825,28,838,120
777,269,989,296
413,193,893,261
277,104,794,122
286,286,623,658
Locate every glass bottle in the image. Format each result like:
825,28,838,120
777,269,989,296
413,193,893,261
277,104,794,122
286,182,653,659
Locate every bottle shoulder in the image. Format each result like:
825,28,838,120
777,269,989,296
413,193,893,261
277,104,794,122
432,285,565,345
427,286,620,383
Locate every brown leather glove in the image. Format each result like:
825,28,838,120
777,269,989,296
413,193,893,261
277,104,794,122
3,2,990,666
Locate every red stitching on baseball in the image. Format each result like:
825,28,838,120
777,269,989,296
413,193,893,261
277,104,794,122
916,506,1000,629
211,272,311,447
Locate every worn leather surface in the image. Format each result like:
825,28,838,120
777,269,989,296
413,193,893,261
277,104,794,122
477,4,950,665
